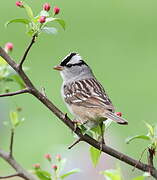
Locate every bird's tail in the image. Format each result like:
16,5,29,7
105,111,128,125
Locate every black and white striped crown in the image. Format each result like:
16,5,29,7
60,52,87,67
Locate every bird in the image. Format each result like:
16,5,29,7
54,52,128,143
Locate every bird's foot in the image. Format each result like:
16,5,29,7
72,119,79,133
100,137,105,151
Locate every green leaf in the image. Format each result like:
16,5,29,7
125,135,150,144
90,146,101,167
132,172,150,180
5,19,30,27
104,119,112,130
42,27,57,34
27,29,35,36
145,123,154,137
23,2,34,20
0,57,7,65
91,125,102,135
10,74,25,89
46,17,66,30
154,125,157,137
10,111,19,128
101,169,122,180
60,168,80,179
34,170,51,180
132,176,145,180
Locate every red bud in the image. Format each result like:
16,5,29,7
52,165,57,171
44,153,51,161
5,42,14,52
43,3,51,11
53,6,60,15
16,1,23,7
33,163,40,169
56,154,61,161
39,16,46,23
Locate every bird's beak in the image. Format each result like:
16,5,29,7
53,65,64,71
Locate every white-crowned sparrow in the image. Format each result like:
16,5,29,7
54,52,128,129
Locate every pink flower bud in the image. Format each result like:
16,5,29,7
56,154,61,161
53,6,60,15
44,153,51,161
5,42,14,52
16,1,23,7
43,3,51,11
39,16,46,23
52,165,57,171
116,112,122,117
33,163,40,169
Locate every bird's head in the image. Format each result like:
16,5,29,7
54,52,93,82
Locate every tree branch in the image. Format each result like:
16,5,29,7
148,148,155,168
0,118,38,180
0,88,29,97
0,173,20,179
18,35,36,69
0,149,38,180
9,129,14,157
68,137,82,149
0,46,157,179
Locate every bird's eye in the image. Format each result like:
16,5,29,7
66,64,72,68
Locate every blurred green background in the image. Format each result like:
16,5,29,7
0,0,157,179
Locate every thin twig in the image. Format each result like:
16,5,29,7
0,149,38,180
132,147,148,172
18,35,36,69
0,173,20,179
0,88,29,97
9,129,14,157
68,138,82,149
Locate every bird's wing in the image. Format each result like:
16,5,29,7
63,78,115,111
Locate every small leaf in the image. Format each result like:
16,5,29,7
143,172,151,177
125,135,150,144
91,125,102,135
0,57,7,65
60,168,80,179
154,125,157,137
27,29,35,36
101,169,122,180
34,170,51,180
145,123,154,137
10,111,19,128
132,173,150,180
42,27,57,34
104,119,112,130
90,146,101,167
46,17,66,30
10,74,25,89
23,2,34,20
132,176,145,180
5,19,30,27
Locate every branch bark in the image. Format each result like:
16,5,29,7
0,88,29,97
0,45,157,179
0,149,38,180
18,35,36,69
0,173,20,179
